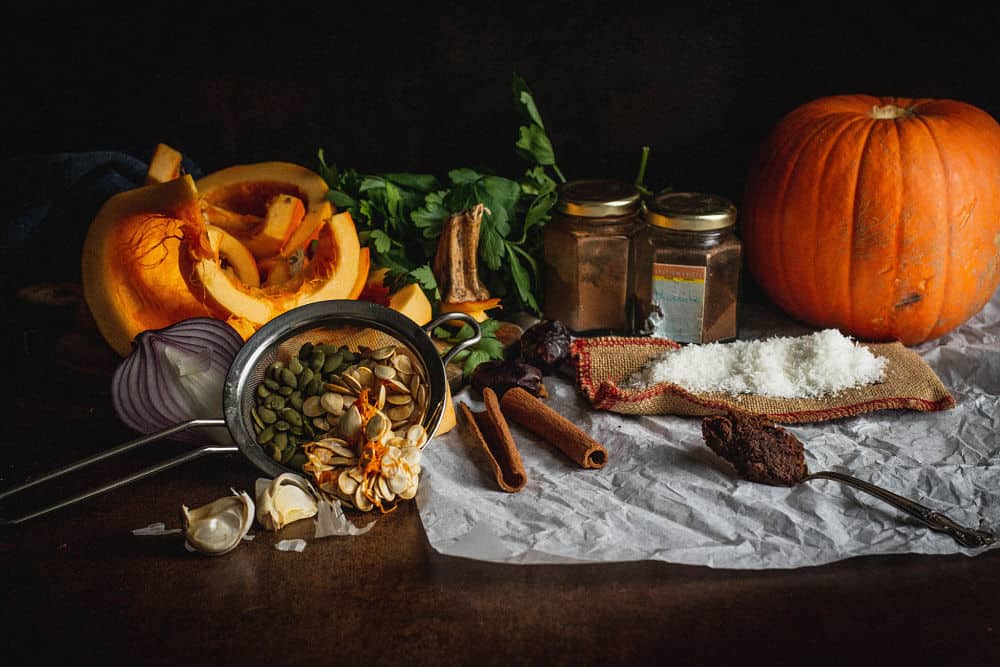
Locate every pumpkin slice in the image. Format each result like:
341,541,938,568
439,297,502,323
348,248,372,300
144,143,183,185
280,203,327,258
241,194,306,258
185,204,362,327
389,282,433,325
82,175,216,356
204,225,260,287
202,203,263,236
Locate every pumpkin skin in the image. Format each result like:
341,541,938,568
741,95,1000,344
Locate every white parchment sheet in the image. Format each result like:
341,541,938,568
416,292,1000,569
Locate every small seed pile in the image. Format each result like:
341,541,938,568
251,341,428,472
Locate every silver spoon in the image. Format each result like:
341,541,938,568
803,470,995,548
702,414,996,549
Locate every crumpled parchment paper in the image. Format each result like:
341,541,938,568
416,292,999,569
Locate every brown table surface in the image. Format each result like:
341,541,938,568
2,294,997,666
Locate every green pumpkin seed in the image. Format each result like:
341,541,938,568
274,420,290,432
322,352,343,374
289,393,304,411
299,367,314,387
273,432,289,451
258,407,277,424
281,443,297,464
305,378,322,396
298,342,314,361
264,378,281,391
281,408,303,426
309,349,325,370
280,368,298,388
256,384,271,399
288,356,304,375
258,425,275,444
268,361,285,377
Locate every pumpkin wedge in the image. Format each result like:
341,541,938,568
82,175,215,356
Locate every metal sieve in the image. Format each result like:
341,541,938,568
0,301,481,524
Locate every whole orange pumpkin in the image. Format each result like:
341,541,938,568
741,95,1000,345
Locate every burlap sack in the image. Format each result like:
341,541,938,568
571,336,955,424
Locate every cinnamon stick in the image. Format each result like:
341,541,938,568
500,387,608,469
458,387,527,492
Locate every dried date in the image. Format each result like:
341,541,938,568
470,359,545,399
517,319,571,372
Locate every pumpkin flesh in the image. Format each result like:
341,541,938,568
82,175,216,356
742,95,1000,344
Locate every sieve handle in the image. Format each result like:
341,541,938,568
0,418,233,524
425,312,483,365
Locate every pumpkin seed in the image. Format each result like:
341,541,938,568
322,352,343,374
288,356,304,375
280,368,298,388
273,432,289,451
256,384,271,399
278,385,293,396
258,407,277,424
302,395,325,417
281,408,303,427
274,420,290,432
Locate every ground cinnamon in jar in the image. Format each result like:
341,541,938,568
542,180,643,335
631,192,741,343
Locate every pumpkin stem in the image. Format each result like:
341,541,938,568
870,104,913,120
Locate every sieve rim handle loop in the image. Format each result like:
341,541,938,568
424,312,483,366
0,418,231,524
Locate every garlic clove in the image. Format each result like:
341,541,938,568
181,489,254,556
255,473,319,531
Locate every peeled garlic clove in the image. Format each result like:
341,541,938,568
255,473,319,531
182,490,254,556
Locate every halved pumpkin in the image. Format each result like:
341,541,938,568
83,160,368,356
82,175,215,356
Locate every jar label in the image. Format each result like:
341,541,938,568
646,262,706,343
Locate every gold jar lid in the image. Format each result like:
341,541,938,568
556,180,642,218
645,192,736,231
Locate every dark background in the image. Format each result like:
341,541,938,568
2,1,999,288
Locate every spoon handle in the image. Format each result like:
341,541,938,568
804,470,996,548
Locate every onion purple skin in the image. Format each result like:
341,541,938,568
111,318,243,442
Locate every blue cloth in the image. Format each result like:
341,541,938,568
1,151,203,285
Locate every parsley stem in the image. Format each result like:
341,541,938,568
634,145,651,195
552,163,567,184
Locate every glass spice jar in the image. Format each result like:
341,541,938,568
542,180,644,335
631,191,742,343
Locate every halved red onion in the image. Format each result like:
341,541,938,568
111,318,244,442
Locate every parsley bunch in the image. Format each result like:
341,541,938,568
315,74,565,316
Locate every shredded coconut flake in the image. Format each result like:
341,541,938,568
626,329,888,398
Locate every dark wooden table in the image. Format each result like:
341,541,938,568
2,289,997,666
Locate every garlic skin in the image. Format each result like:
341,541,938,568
181,489,254,556
255,473,319,531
